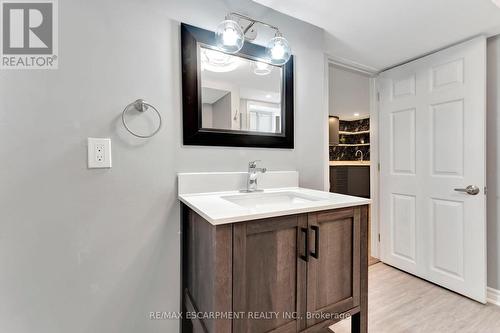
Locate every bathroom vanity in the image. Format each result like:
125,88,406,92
179,172,370,333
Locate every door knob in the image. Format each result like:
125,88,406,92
454,185,480,195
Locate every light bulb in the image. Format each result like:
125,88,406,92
215,20,244,54
271,44,285,59
223,28,238,46
266,35,291,65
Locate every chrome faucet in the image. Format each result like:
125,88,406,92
355,150,364,162
243,160,267,192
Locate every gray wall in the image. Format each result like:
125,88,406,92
201,103,213,128
487,36,500,290
0,0,327,332
212,93,232,129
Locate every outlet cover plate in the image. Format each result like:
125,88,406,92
88,138,112,168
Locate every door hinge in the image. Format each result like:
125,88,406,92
378,234,381,242
378,163,380,172
377,92,380,101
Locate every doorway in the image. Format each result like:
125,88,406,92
327,63,380,266
328,37,487,303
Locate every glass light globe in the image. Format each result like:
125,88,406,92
201,48,240,73
215,20,244,54
252,61,272,76
266,35,291,65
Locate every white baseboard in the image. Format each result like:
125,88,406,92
487,287,500,306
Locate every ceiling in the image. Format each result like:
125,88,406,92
252,0,500,71
330,65,370,120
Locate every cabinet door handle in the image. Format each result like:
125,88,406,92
300,227,309,262
310,225,319,259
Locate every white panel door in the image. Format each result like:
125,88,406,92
379,37,486,302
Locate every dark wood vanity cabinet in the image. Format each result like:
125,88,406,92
181,205,368,333
233,215,308,333
306,208,361,328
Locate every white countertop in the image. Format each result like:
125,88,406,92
179,187,371,225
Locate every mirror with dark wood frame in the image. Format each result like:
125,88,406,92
181,23,294,148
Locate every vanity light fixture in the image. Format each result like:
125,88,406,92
354,113,360,117
215,12,291,65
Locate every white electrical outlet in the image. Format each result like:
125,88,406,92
88,138,112,168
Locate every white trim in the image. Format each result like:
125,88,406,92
327,54,379,76
323,54,332,192
325,57,380,259
369,77,380,259
487,287,500,306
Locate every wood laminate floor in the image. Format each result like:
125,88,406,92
330,263,500,333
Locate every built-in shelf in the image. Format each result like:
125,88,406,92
329,161,370,166
331,119,370,161
339,130,370,135
337,143,370,147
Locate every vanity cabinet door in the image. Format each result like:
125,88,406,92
233,215,308,333
306,207,361,328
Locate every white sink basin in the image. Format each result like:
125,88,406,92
221,191,324,209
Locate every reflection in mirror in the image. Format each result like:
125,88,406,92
200,46,282,134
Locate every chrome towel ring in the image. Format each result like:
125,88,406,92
122,99,162,138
